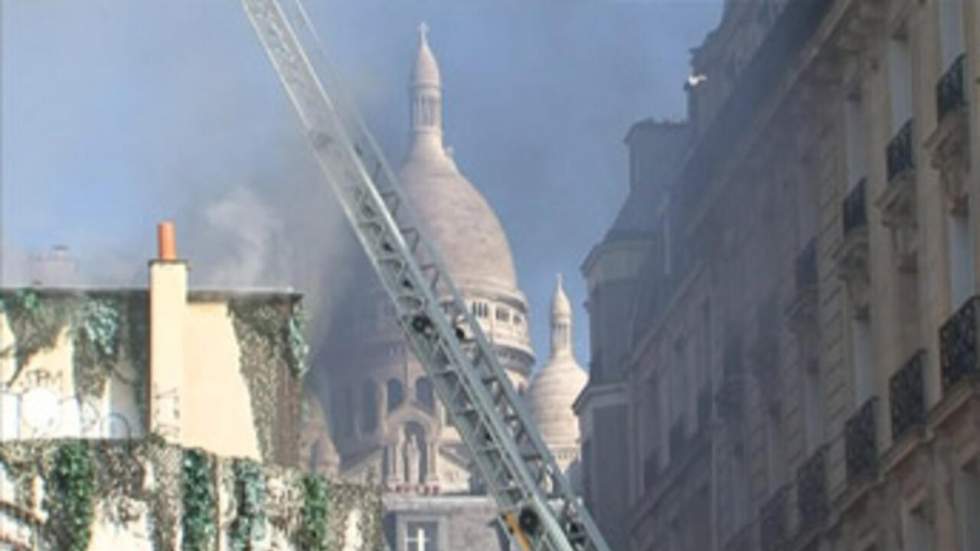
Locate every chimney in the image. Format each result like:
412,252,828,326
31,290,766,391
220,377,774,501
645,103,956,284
148,221,187,441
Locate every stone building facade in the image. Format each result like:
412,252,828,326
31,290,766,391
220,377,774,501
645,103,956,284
321,26,587,551
580,0,980,550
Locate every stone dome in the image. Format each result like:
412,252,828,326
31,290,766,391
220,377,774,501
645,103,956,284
528,275,587,449
397,23,519,294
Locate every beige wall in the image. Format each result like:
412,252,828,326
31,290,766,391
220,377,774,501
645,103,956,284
181,301,260,460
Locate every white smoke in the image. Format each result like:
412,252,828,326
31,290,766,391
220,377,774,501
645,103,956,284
196,187,290,288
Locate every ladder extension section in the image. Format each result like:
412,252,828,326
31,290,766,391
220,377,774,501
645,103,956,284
241,1,611,550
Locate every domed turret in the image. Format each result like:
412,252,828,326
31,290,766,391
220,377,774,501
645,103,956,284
528,275,587,458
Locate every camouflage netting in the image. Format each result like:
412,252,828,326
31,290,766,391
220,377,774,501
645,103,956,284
0,438,382,551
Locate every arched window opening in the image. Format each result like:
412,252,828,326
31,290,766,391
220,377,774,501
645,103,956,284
415,377,435,412
387,379,404,412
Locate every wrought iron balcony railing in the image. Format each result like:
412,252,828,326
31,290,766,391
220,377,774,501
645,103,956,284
760,485,789,551
889,349,926,442
940,295,980,391
796,446,828,532
937,53,967,121
886,119,915,183
842,178,868,236
795,238,818,291
845,397,879,484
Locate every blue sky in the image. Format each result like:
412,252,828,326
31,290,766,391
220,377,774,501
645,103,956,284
1,0,723,368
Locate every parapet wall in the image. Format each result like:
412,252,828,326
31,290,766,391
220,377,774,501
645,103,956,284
0,438,383,550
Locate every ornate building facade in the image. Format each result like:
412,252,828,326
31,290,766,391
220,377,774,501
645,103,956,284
319,26,586,550
580,0,980,550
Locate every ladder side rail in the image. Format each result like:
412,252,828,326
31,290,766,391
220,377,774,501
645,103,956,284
242,2,610,549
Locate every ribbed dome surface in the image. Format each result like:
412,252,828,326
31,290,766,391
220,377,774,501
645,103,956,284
528,357,587,447
398,154,518,291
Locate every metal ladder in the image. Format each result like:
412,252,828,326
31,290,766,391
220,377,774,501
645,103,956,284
240,1,612,549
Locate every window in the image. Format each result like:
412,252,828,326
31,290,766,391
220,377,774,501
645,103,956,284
495,307,510,322
939,0,965,67
844,90,868,187
852,317,874,405
405,521,438,551
887,32,914,130
948,213,975,307
340,386,355,437
415,377,435,412
387,379,404,412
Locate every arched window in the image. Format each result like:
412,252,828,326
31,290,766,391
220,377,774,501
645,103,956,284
416,377,434,412
387,379,404,412
362,381,378,433
339,386,355,437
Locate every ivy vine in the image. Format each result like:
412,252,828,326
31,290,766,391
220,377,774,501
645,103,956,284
44,441,96,551
228,300,285,462
0,290,73,384
72,297,123,398
296,474,329,551
287,302,310,378
230,459,267,550
181,448,216,551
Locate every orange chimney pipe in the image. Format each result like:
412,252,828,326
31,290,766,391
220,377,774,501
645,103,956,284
157,221,177,261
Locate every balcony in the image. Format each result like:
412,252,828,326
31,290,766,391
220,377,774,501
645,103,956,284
878,119,919,272
940,296,980,391
760,486,789,551
796,446,828,532
889,350,926,442
836,179,871,318
843,178,868,236
937,53,967,122
886,119,915,183
845,397,879,484
795,239,818,290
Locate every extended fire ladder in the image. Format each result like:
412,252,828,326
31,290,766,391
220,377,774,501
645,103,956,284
241,1,612,550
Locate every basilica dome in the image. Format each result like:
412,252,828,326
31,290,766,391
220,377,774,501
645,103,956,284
397,26,518,294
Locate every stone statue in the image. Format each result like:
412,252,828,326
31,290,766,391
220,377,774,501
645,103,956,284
404,435,420,484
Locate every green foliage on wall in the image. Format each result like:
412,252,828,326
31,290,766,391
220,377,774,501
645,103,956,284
72,297,123,398
44,441,96,551
0,290,143,405
0,289,74,384
181,448,217,551
287,303,310,378
297,474,330,551
230,459,267,551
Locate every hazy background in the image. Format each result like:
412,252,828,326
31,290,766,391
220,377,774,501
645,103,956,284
1,0,723,366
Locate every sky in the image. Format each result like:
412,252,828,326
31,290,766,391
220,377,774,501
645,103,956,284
0,0,724,369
